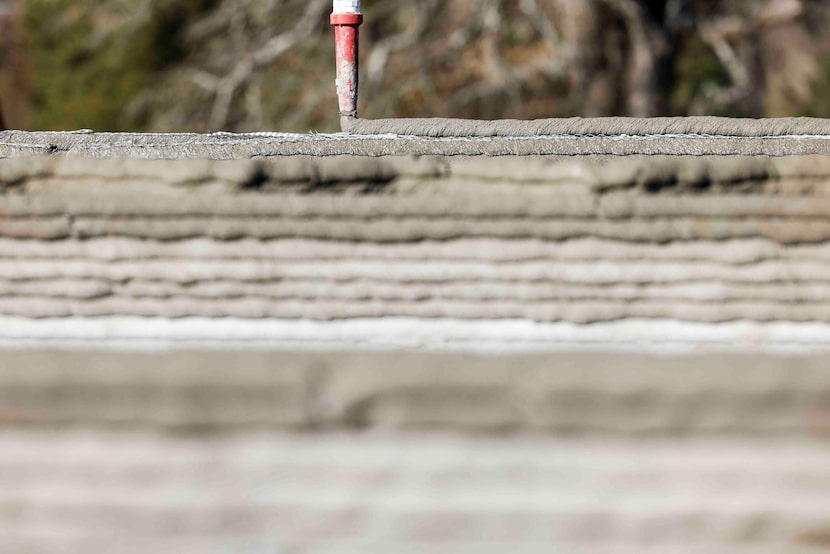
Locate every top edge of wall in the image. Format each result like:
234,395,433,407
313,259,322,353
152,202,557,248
4,116,830,159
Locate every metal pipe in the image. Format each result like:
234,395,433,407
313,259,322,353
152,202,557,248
331,0,363,126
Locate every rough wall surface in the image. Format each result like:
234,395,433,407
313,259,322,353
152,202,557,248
1,155,830,323
3,127,830,157
1,131,830,554
2,152,830,433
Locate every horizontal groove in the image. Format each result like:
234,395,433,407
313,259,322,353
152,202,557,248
3,194,830,219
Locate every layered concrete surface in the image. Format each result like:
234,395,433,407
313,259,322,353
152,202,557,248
1,155,830,323
2,153,830,435
1,431,829,554
1,126,830,553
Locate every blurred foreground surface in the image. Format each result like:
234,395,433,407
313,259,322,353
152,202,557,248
2,431,830,554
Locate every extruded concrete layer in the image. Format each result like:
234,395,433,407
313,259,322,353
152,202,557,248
3,130,830,157
1,431,829,554
6,154,830,194
3,317,830,354
16,296,830,322
1,347,830,434
343,116,830,137
11,192,830,219
29,216,830,243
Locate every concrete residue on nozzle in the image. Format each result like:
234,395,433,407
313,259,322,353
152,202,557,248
331,0,363,130
333,0,361,14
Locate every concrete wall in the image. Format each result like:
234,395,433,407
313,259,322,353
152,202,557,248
1,136,830,552
1,154,830,324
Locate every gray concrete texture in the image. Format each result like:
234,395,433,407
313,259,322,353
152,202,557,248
1,155,830,321
1,125,830,554
1,430,830,554
4,119,830,157
343,115,830,136
0,350,829,435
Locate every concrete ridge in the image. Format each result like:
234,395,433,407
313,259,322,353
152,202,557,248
7,193,830,219
7,258,830,284
0,237,825,263
6,154,830,194
20,215,830,243
344,116,830,138
6,296,830,322
3,130,830,157
1,350,830,434
8,279,830,303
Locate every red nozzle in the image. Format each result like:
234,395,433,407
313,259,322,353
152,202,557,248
331,12,363,120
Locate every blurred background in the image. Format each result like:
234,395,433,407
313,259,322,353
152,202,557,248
2,0,830,132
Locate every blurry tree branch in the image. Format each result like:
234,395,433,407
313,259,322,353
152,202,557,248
11,0,830,132
693,17,752,113
365,0,438,99
189,0,330,130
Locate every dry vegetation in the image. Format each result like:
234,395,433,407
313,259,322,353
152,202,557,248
2,0,830,132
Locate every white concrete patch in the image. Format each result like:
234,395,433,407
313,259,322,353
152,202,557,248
332,0,361,14
0,316,829,354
